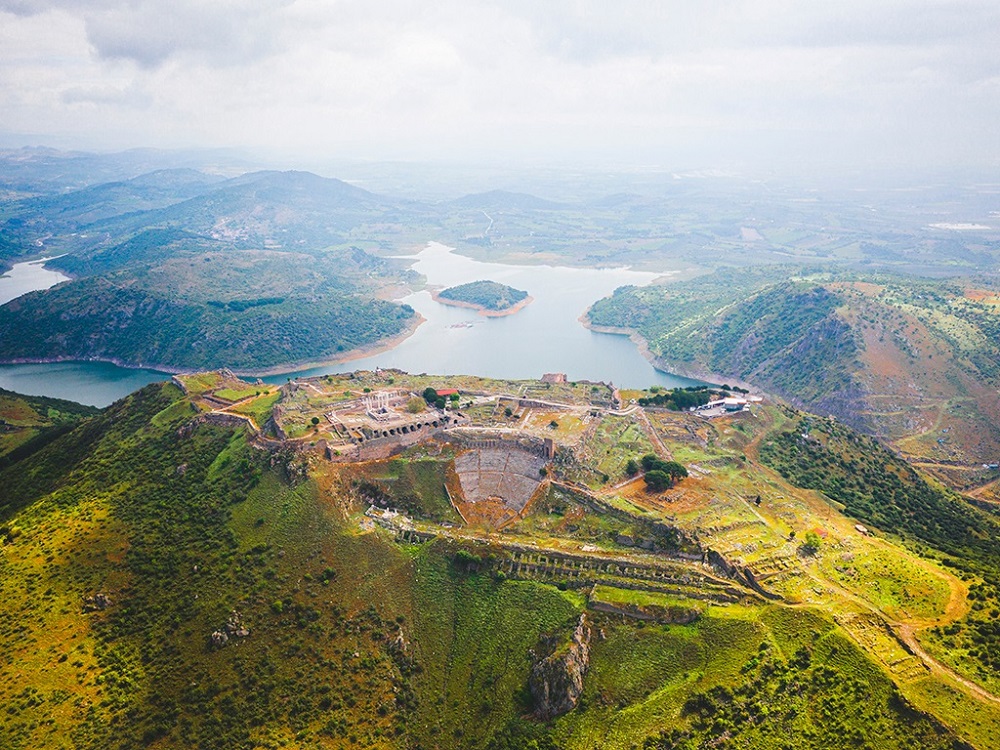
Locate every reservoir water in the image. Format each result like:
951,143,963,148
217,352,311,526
266,242,697,389
0,257,70,305
0,243,697,406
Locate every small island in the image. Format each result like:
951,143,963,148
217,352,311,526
433,279,533,317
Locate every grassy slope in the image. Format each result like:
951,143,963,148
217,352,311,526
759,409,1000,699
559,606,962,750
0,382,985,750
0,388,99,463
0,384,584,750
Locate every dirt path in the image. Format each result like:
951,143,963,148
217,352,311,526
716,414,995,706
635,408,670,457
897,623,1000,706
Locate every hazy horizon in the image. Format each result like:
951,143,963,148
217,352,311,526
1,1,998,176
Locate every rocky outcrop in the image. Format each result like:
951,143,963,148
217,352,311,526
706,548,781,600
210,610,250,649
83,592,112,612
529,614,592,721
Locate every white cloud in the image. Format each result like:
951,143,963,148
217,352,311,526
0,1,997,171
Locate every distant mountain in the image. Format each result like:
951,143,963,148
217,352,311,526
0,168,225,232
0,146,253,195
2,168,436,259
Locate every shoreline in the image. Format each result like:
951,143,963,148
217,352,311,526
0,312,428,380
244,311,426,376
578,314,715,385
429,289,534,318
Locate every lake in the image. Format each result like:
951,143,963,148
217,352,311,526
265,242,697,389
0,243,697,407
0,256,70,305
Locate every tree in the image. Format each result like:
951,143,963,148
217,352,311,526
625,458,639,477
644,470,672,492
661,460,688,481
802,531,821,555
422,386,438,403
504,406,513,418
310,416,320,426
406,397,425,414
449,392,460,404
640,454,687,483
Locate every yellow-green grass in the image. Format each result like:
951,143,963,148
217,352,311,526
555,607,767,749
175,371,223,394
582,414,658,481
0,493,128,750
817,541,953,621
900,673,1000,750
0,427,41,455
229,390,280,426
590,585,704,614
213,385,268,402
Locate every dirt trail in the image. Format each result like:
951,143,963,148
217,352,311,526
635,408,670,457
897,623,1000,706
740,417,999,709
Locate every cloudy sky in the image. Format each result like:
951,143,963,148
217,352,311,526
1,1,998,172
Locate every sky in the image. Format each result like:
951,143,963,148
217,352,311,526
1,1,998,173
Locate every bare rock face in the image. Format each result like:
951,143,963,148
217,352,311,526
529,614,592,721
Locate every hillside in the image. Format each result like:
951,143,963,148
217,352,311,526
587,269,1000,488
0,166,437,372
2,372,1000,748
0,251,416,372
0,168,435,264
436,279,530,314
0,388,99,464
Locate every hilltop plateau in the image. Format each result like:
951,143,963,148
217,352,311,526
3,369,1000,749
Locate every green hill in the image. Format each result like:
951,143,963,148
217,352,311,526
437,279,529,312
0,388,99,464
587,269,1000,479
0,376,995,749
0,274,414,373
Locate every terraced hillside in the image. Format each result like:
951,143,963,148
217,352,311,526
3,371,1000,749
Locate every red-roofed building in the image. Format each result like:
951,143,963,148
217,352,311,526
436,389,459,397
